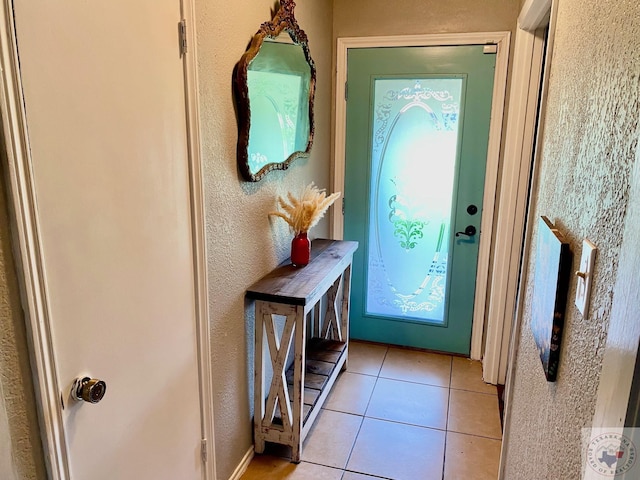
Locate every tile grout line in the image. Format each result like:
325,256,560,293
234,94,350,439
342,466,394,480
357,415,448,434
448,386,499,396
372,371,497,395
444,429,504,442
376,374,452,389
341,345,389,476
441,356,453,480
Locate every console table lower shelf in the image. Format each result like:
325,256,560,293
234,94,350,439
246,239,358,463
277,339,346,426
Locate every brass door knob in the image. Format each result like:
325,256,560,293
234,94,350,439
71,376,107,404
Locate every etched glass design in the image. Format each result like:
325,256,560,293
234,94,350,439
366,78,463,323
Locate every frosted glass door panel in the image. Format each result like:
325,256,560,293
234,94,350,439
367,78,463,324
345,45,496,353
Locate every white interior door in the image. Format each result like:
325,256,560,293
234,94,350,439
12,1,204,478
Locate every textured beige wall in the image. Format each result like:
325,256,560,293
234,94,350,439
0,386,16,479
333,0,520,37
0,162,46,479
502,0,640,478
194,1,333,478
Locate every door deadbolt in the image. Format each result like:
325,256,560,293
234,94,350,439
455,225,477,237
467,204,478,215
71,377,107,404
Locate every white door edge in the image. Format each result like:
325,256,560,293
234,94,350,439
332,32,511,361
0,1,216,478
483,0,556,389
481,27,548,387
496,1,556,478
180,1,218,478
0,2,68,478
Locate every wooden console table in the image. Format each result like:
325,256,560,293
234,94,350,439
246,239,358,462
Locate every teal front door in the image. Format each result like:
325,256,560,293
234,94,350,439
343,45,496,355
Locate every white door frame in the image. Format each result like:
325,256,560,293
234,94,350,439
332,32,510,361
482,0,554,385
497,0,555,476
0,2,216,479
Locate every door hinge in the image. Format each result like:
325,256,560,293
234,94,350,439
342,197,345,215
344,81,348,101
201,439,207,463
179,19,188,56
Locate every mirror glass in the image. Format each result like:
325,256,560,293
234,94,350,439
234,1,315,182
247,37,311,176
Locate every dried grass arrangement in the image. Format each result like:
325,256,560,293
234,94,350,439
270,182,341,235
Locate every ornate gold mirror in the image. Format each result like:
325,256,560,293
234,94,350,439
234,0,316,182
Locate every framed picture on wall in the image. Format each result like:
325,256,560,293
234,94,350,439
530,216,573,382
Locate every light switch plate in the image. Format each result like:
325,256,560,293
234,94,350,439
575,239,596,317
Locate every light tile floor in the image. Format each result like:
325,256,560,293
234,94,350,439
241,342,502,480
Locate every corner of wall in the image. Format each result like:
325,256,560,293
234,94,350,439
0,159,46,480
194,1,334,479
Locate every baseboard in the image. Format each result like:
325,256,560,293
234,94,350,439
228,446,255,480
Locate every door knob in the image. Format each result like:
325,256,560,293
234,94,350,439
71,376,107,404
455,225,477,237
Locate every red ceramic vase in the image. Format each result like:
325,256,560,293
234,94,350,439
291,232,310,267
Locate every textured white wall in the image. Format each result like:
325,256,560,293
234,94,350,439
0,163,46,479
194,1,334,478
502,0,640,477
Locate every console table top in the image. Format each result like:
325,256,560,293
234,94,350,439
246,238,358,306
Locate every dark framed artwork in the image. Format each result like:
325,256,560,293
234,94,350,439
530,216,573,382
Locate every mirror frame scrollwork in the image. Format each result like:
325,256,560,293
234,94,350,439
234,0,316,182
